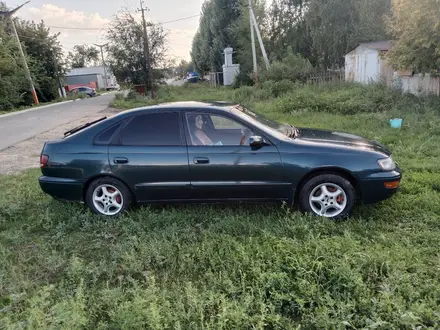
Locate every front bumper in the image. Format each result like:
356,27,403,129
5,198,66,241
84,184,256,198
359,169,402,205
39,176,84,202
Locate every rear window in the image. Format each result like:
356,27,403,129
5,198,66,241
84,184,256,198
121,113,181,146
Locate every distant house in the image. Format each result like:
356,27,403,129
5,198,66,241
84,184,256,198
345,41,440,96
65,66,117,91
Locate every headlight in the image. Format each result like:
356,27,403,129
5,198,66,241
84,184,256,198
378,157,396,171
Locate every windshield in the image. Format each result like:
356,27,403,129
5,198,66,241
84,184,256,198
230,104,299,139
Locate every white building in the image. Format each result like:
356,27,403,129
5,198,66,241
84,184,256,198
222,47,240,86
65,66,117,90
345,41,393,84
345,41,440,96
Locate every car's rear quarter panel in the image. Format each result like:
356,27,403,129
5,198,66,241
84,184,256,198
41,143,110,201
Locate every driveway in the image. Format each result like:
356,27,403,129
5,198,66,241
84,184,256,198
0,93,116,152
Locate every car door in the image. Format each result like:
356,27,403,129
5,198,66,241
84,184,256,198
184,111,288,200
108,111,190,203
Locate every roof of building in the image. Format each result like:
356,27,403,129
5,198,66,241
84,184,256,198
346,40,394,55
66,66,106,77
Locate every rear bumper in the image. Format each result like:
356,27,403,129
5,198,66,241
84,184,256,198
39,176,84,202
359,169,402,205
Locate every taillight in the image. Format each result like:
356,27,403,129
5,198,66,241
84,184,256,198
40,154,49,167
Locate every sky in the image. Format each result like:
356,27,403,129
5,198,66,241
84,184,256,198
9,0,205,61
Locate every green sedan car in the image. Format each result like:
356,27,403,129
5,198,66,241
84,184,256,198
39,101,402,218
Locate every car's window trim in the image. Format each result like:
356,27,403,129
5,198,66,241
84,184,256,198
183,110,275,147
116,111,184,147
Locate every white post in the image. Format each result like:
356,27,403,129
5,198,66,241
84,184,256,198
250,8,270,70
249,0,258,81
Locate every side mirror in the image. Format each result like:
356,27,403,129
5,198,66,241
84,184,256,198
249,136,263,147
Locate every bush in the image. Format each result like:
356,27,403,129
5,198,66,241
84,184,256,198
260,48,313,83
232,71,254,89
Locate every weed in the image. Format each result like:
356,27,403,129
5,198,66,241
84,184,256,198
2,84,440,328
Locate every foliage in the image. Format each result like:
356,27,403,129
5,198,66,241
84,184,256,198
192,0,392,78
175,59,194,78
3,83,440,328
260,47,313,83
386,0,440,73
67,44,99,69
0,2,65,109
0,25,29,110
106,10,168,86
191,0,242,74
14,20,65,103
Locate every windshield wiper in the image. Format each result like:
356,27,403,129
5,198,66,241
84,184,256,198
64,117,107,137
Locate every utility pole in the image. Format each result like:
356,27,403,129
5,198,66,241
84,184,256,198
94,43,109,89
250,9,270,70
248,0,258,82
52,50,65,98
137,1,155,98
0,1,39,105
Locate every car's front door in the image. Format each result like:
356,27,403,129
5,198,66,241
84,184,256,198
184,111,288,201
109,111,190,202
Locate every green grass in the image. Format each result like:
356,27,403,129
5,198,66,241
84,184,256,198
2,83,440,328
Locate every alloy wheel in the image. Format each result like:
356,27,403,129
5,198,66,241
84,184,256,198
92,184,124,216
309,183,347,218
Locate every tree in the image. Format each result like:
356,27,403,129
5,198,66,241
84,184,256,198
14,20,65,102
0,25,29,109
191,0,242,73
387,0,440,73
0,1,65,108
67,45,99,69
176,59,194,78
106,10,167,85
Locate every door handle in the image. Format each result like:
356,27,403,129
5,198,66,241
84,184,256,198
113,157,129,164
194,157,210,164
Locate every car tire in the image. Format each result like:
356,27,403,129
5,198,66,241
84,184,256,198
85,177,132,216
299,174,356,219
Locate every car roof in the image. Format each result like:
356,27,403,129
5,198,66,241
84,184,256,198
120,101,238,117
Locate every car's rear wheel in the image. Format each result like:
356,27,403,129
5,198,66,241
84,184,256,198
299,174,355,219
86,177,131,216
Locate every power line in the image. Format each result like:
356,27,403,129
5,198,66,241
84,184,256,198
159,14,200,25
44,13,200,31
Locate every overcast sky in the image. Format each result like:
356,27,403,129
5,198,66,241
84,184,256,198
11,0,204,61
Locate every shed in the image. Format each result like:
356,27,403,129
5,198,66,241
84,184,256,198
345,41,440,96
345,41,394,85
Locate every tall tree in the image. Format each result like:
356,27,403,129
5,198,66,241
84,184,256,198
0,24,29,110
0,1,65,108
14,20,64,102
106,10,167,85
67,45,100,69
191,0,243,73
387,0,440,73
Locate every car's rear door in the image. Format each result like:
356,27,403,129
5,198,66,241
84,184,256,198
184,111,287,201
109,111,190,203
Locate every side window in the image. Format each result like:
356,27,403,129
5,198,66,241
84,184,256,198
211,115,244,130
186,113,253,146
121,113,181,146
94,122,123,144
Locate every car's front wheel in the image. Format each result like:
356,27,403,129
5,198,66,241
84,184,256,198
299,174,355,219
86,177,132,216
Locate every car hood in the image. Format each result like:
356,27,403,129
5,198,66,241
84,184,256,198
296,128,391,156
